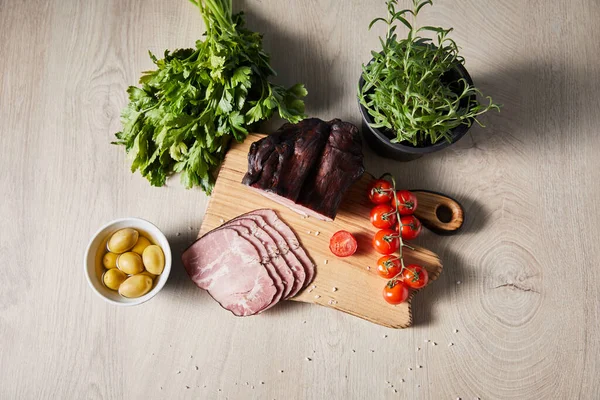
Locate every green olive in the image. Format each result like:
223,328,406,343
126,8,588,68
116,252,144,275
118,275,153,298
102,252,119,269
103,269,127,291
137,271,157,280
107,228,139,254
131,236,152,255
142,245,165,275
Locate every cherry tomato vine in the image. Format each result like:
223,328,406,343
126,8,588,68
368,173,429,304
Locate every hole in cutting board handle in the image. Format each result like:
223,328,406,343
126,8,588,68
435,204,453,223
411,190,465,236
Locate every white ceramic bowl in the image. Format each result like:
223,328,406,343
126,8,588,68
84,218,172,306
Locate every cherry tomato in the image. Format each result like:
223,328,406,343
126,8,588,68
399,215,422,241
368,179,394,204
372,229,400,255
383,280,409,305
329,230,358,257
401,265,429,289
376,255,401,279
370,204,397,229
395,190,418,215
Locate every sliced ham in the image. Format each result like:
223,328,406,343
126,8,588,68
223,213,306,298
182,228,276,316
223,218,296,299
222,225,284,310
248,209,315,287
183,209,314,315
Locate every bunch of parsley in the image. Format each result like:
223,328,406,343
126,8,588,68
114,0,307,194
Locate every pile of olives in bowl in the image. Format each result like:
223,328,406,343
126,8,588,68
102,228,165,298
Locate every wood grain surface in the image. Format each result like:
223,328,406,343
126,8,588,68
1,0,600,399
199,134,443,329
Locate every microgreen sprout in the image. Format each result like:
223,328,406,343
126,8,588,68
359,0,500,146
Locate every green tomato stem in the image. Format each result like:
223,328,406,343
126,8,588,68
385,175,422,285
389,176,406,270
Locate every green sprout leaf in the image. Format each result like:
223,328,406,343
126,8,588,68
358,0,500,146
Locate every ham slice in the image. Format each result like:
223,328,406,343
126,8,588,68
223,219,296,299
248,209,315,287
182,228,277,316
223,213,306,298
183,209,314,315
222,225,285,310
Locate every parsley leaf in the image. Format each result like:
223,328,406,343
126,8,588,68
113,0,307,194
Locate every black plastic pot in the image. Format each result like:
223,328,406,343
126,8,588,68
358,61,476,161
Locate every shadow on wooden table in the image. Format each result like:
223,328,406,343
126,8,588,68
411,247,468,326
398,62,600,325
364,61,600,195
234,1,344,127
426,62,600,159
408,194,487,326
453,194,489,235
161,232,206,294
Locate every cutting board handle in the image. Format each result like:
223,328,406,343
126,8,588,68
412,190,464,235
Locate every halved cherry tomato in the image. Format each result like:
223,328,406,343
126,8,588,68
395,190,418,215
401,265,429,289
329,230,358,257
383,280,409,304
370,204,397,229
398,215,422,241
376,255,401,279
372,229,400,255
368,179,394,204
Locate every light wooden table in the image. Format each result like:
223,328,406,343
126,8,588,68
2,1,599,399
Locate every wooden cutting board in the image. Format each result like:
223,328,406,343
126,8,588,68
199,134,443,328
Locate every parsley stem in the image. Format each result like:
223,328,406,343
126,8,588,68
113,0,307,193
